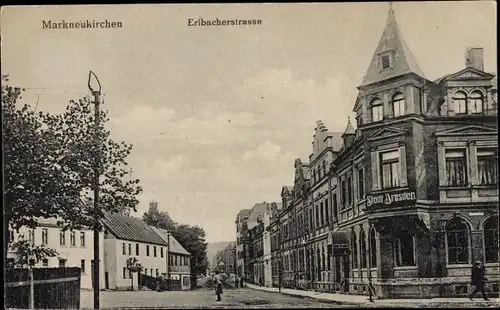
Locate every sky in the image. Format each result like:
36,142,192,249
1,2,497,243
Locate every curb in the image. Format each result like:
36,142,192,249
245,285,361,306
245,284,500,307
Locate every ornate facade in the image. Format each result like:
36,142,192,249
236,5,498,299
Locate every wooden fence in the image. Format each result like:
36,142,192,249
5,267,81,309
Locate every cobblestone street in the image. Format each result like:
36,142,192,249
80,287,499,309
80,288,349,309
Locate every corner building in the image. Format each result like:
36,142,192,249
332,7,498,298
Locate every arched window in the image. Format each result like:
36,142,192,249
470,91,484,114
360,229,367,269
394,230,415,266
452,91,467,115
351,230,358,269
371,98,384,122
392,93,405,117
370,228,377,267
446,218,470,264
484,216,499,263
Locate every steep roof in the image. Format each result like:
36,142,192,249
342,117,355,136
150,227,191,256
360,5,425,87
102,212,167,246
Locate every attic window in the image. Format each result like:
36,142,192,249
382,55,391,69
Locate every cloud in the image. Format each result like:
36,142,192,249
242,141,294,163
109,104,258,146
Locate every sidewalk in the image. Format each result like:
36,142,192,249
245,283,500,307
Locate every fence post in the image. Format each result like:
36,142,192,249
29,268,34,309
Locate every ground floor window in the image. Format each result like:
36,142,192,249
393,231,415,266
446,218,470,264
484,216,499,263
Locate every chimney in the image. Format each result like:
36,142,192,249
465,47,484,71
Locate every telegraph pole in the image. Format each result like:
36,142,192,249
88,71,102,309
166,231,171,291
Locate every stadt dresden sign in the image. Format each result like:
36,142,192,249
366,190,416,208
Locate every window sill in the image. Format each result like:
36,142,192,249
370,267,377,271
440,185,469,190
472,184,497,189
446,263,471,268
393,266,417,270
484,262,499,267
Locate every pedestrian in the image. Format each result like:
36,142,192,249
240,275,244,288
469,261,489,301
156,274,164,292
214,271,223,301
368,278,375,302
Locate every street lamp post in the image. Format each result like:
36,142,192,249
166,231,171,291
88,71,102,310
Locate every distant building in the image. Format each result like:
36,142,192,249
7,217,105,290
101,212,168,291
236,201,281,284
151,226,192,290
235,209,251,278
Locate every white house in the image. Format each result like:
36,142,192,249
7,217,105,290
101,212,168,290
150,226,192,290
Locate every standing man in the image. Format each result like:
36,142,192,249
469,261,489,301
214,271,223,302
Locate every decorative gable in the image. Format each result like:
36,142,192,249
435,125,497,137
367,126,407,142
445,67,495,81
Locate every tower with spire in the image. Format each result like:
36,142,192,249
354,3,429,124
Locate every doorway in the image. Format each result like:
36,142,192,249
342,256,350,294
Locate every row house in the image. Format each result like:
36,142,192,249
235,209,251,278
237,202,281,283
332,5,498,299
242,5,498,299
8,211,192,292
248,220,264,285
102,212,168,290
151,226,192,290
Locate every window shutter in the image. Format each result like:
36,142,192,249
399,145,407,187
371,151,379,190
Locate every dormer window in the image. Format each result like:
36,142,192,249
371,98,384,122
392,93,405,117
381,55,391,70
470,91,484,114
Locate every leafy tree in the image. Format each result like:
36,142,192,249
142,202,208,288
170,224,208,288
2,75,142,265
2,75,63,264
42,96,143,230
10,237,58,268
143,201,177,231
